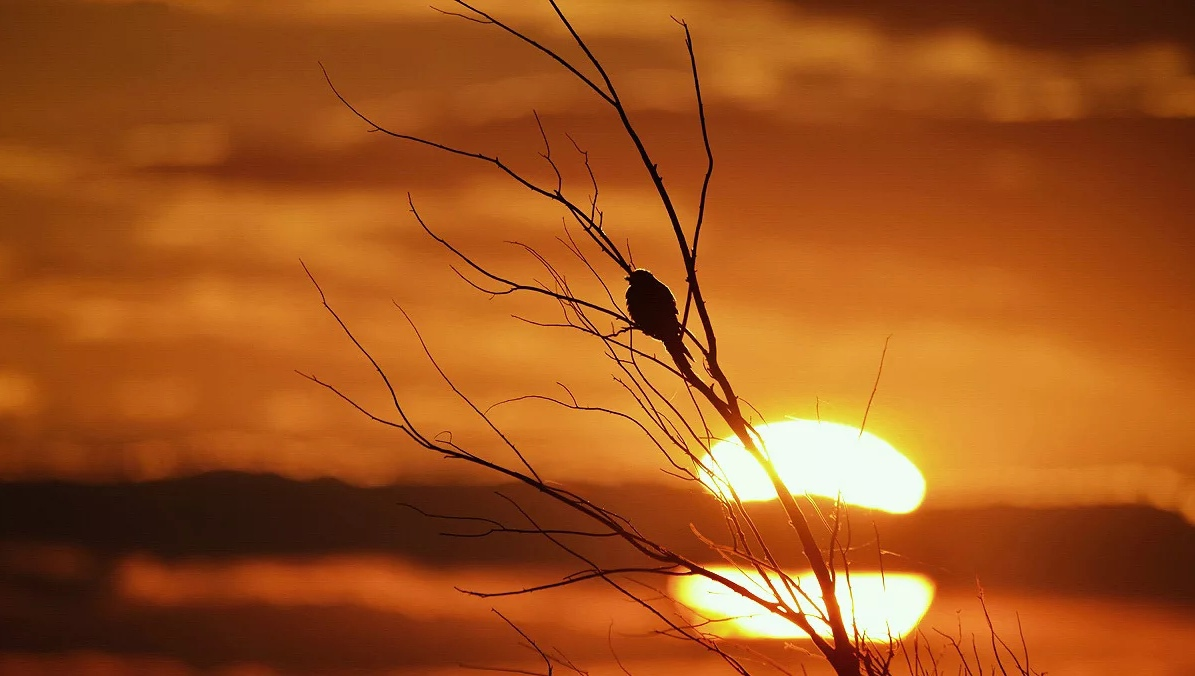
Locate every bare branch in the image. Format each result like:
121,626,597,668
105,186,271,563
859,334,892,438
308,4,1042,675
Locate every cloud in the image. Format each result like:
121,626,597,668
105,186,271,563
0,652,213,676
0,542,95,583
123,123,232,169
138,183,413,279
691,16,1195,121
0,144,94,192
4,275,317,349
306,10,1195,128
0,370,39,416
62,0,1195,138
116,377,197,421
115,554,658,633
930,463,1195,525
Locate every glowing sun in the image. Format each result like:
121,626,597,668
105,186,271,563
674,567,935,641
698,419,926,513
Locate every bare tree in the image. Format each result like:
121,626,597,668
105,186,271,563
303,2,1041,675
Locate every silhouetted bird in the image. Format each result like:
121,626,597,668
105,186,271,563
625,268,691,365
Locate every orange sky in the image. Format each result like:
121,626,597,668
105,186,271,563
1,0,1193,518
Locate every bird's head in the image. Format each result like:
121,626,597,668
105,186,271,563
626,268,656,284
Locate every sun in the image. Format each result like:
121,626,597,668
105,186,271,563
698,419,926,513
673,568,935,641
683,420,932,640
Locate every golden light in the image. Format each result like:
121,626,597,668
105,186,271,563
698,419,926,513
673,567,935,641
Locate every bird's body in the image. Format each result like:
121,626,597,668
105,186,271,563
625,268,691,364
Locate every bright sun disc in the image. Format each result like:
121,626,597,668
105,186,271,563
698,419,926,513
673,567,935,641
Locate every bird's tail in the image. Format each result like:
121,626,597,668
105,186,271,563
664,336,692,367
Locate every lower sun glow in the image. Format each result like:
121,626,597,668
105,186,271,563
699,419,926,513
673,567,935,640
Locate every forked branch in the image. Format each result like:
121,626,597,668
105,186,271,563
310,3,914,675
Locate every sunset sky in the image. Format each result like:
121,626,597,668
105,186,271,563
3,0,1193,519
3,1,1195,673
